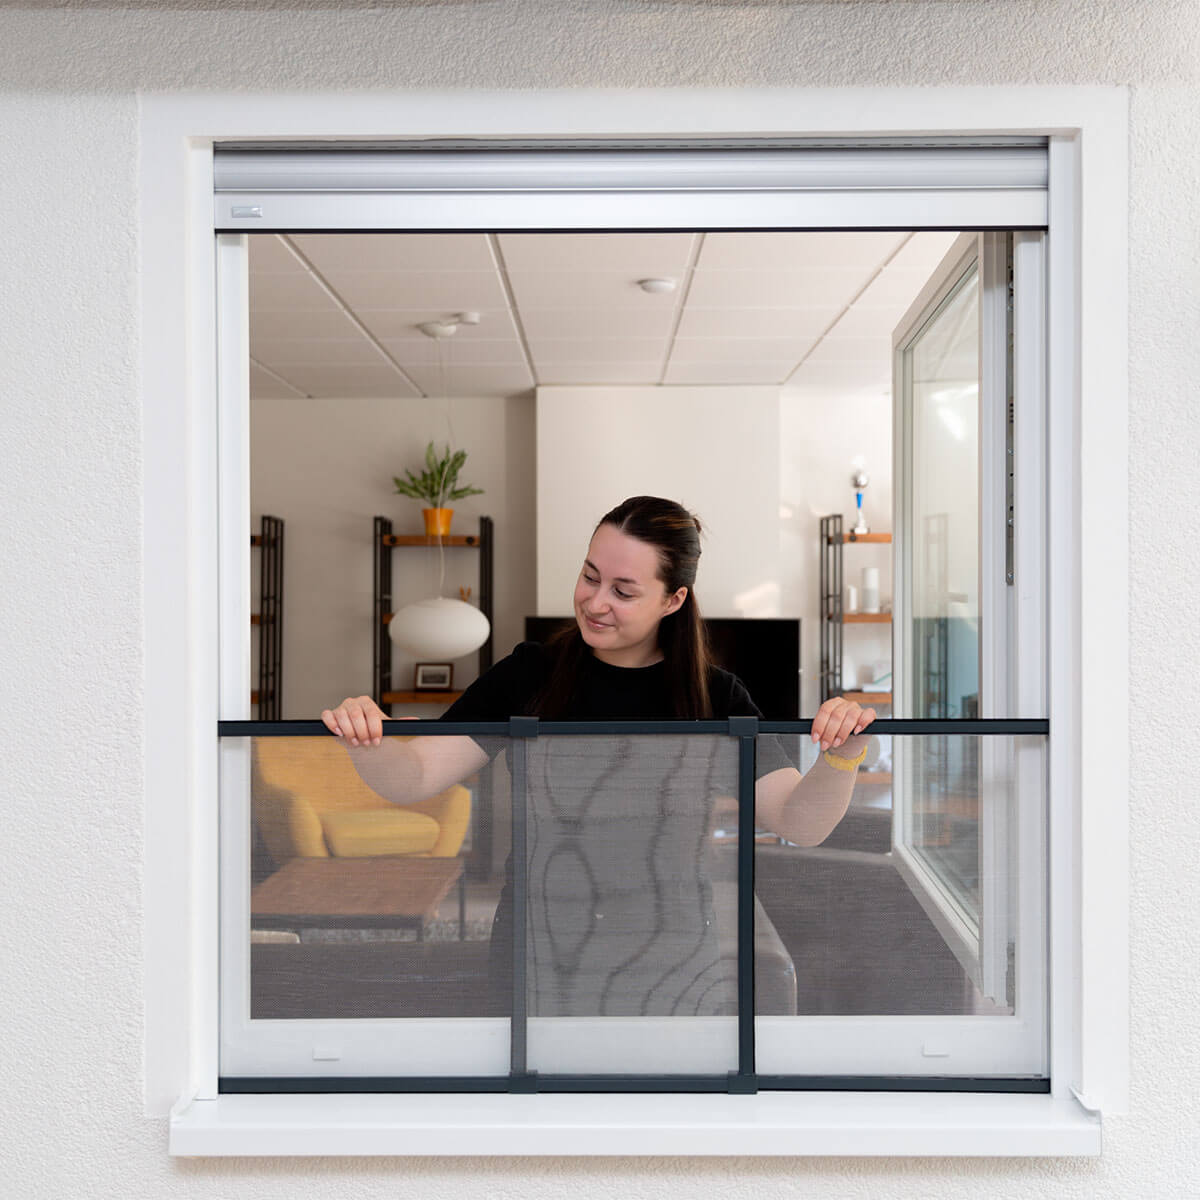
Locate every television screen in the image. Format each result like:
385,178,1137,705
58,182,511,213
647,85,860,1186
523,616,801,719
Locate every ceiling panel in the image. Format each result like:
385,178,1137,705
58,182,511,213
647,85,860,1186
250,270,340,312
246,230,962,397
674,306,831,341
381,338,529,366
275,363,421,399
248,234,307,274
404,363,535,397
663,361,794,385
355,307,520,341
822,305,903,340
537,363,662,385
527,338,665,365
801,335,893,365
520,307,677,341
696,231,908,271
250,308,365,341
507,272,681,312
670,336,816,364
249,360,306,399
498,232,694,274
292,232,496,273
853,268,935,310
253,338,393,368
889,231,961,272
685,268,865,311
319,270,509,312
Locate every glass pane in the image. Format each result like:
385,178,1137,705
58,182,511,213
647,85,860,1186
246,734,509,1044
523,734,740,1076
905,265,982,919
755,732,1045,1078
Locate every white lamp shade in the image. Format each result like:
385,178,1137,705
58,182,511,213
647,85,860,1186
388,597,491,660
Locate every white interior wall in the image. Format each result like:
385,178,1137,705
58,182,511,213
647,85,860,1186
780,388,894,716
2,2,1197,1197
250,393,535,718
536,385,781,619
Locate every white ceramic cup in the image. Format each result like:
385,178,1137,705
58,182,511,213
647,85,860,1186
844,584,858,613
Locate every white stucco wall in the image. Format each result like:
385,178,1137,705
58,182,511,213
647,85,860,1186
1,2,1197,1195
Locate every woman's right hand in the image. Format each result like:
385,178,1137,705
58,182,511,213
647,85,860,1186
321,695,389,747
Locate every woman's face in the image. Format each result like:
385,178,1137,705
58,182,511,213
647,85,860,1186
573,523,687,665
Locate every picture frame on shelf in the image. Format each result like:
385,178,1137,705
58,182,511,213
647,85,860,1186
414,662,454,691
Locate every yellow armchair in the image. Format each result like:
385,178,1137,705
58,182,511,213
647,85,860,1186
252,736,471,865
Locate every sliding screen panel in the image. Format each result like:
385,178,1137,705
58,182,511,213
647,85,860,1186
220,732,512,1081
754,730,1047,1080
522,733,740,1077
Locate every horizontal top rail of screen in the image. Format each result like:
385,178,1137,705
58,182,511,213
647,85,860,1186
217,718,1049,738
213,146,1048,194
213,143,1048,230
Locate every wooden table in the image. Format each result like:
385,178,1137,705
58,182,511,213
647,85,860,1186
251,856,466,940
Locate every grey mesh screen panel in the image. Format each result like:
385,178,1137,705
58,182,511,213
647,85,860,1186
521,734,739,1076
224,723,1046,1084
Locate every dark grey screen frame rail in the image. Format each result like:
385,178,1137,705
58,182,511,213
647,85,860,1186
218,715,1050,1095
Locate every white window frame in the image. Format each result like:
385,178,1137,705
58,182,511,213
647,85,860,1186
142,87,1127,1156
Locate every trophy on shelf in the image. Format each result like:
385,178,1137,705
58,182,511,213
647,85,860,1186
851,468,870,536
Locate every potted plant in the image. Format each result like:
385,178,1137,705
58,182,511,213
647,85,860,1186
392,442,484,536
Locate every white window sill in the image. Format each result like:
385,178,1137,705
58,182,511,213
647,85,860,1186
170,1091,1100,1157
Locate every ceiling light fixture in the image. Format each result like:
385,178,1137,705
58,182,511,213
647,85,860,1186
637,278,677,294
417,312,482,339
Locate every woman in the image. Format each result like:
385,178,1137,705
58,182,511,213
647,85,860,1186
322,496,877,1017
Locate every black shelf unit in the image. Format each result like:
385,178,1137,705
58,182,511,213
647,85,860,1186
371,514,494,713
251,514,284,720
819,514,844,704
818,514,893,706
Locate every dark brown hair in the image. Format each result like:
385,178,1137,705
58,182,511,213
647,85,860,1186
531,496,715,719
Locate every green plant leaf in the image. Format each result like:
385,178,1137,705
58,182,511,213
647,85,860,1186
394,442,482,506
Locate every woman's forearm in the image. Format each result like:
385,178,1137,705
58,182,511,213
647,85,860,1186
773,737,864,846
342,738,427,805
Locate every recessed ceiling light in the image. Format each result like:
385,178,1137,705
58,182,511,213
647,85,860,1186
637,278,677,294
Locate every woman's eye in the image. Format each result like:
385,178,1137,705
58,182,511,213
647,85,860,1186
583,573,599,584
614,589,631,600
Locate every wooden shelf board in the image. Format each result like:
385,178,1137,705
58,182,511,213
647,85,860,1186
384,534,479,548
841,691,893,704
843,612,892,624
382,690,464,705
857,771,893,785
827,532,892,544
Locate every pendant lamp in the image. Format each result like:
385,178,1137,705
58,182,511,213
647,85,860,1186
388,313,491,662
389,595,490,660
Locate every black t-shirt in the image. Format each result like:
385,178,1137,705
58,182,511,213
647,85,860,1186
441,642,797,1016
441,640,794,778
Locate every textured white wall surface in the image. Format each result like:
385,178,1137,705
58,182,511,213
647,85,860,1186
1,1,1198,1196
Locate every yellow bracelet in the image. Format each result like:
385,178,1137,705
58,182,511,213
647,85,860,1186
822,744,868,772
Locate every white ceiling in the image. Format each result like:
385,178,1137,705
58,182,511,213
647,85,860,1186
247,231,960,401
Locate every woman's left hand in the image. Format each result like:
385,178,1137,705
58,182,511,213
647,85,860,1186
811,697,878,755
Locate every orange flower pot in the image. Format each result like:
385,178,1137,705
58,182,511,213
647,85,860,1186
422,507,454,536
